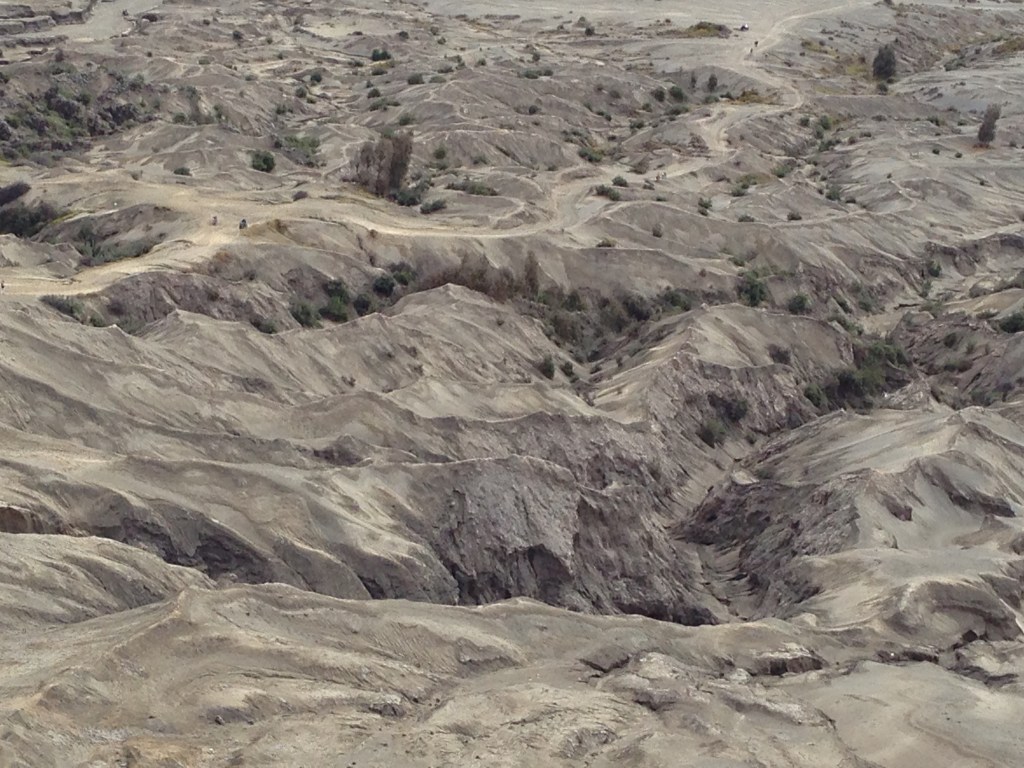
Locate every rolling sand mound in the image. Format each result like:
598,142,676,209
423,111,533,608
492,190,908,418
1,0,1024,763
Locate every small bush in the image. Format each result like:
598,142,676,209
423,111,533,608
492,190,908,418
0,181,31,207
622,293,652,322
250,150,275,173
41,294,85,320
697,419,726,447
998,312,1024,333
560,360,574,377
710,393,748,422
172,166,191,176
407,73,425,85
0,201,61,237
652,222,664,238
420,199,447,214
371,48,392,62
323,278,349,301
804,382,828,409
446,178,498,196
372,273,397,296
396,180,430,207
768,344,792,364
611,175,628,188
787,293,811,314
290,301,321,328
737,271,768,307
251,316,278,334
389,261,417,286
319,295,348,322
787,211,803,221
538,355,556,379
353,293,373,315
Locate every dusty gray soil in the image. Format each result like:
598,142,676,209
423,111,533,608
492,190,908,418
1,0,1024,765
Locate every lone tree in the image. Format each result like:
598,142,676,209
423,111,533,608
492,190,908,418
977,104,1001,147
872,44,896,80
353,131,413,198
706,73,718,92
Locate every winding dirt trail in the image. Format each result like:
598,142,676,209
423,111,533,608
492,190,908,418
3,0,876,302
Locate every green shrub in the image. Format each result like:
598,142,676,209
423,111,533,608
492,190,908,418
710,393,748,422
250,150,275,172
251,316,278,334
611,175,628,187
319,295,348,322
290,301,321,328
372,273,396,296
538,355,556,379
622,293,652,322
0,181,31,206
420,198,447,214
323,279,349,301
446,178,497,196
41,294,85,320
804,382,828,409
407,73,425,85
787,293,811,314
737,271,768,307
0,200,60,237
353,293,373,315
998,312,1024,333
697,418,726,447
173,167,191,176
768,344,791,364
